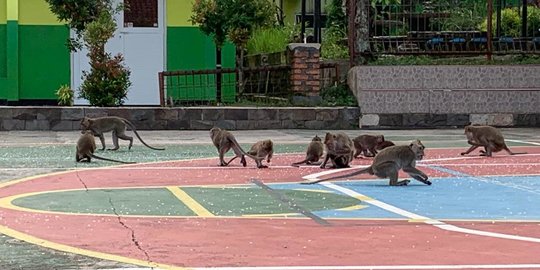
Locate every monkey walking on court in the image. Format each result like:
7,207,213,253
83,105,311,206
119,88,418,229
80,116,165,151
352,134,386,158
375,140,395,151
247,139,274,168
303,139,431,186
76,130,135,164
209,127,268,168
460,124,526,157
291,135,324,167
320,132,354,169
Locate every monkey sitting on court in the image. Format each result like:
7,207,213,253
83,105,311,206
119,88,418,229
291,135,324,167
320,132,354,169
76,130,135,164
460,123,526,157
247,139,274,168
304,139,431,186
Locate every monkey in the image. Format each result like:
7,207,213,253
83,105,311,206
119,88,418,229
247,139,274,168
375,140,395,151
353,134,385,158
460,124,526,157
76,130,135,164
210,127,268,167
304,139,431,186
320,132,354,169
80,116,165,151
291,135,324,167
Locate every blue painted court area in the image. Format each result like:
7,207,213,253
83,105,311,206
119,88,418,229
271,175,540,221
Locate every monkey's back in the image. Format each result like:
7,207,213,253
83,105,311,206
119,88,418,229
473,126,507,149
372,145,415,169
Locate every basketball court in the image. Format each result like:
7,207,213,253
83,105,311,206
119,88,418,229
0,129,539,269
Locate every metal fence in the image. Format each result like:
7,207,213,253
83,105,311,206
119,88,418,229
350,0,540,57
158,62,342,106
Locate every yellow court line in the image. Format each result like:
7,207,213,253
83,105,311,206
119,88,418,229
0,224,188,270
166,186,215,217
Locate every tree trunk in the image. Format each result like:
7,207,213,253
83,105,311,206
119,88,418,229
236,47,245,98
353,0,370,65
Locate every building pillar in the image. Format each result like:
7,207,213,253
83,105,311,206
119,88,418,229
287,43,321,97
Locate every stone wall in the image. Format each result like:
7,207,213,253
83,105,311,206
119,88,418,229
348,65,540,127
0,107,361,131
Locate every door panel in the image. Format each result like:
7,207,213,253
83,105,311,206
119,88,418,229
72,0,164,105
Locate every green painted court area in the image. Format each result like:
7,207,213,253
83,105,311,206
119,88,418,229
11,187,361,217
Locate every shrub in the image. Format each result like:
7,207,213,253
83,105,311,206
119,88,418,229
480,8,522,37
55,84,74,106
320,84,358,106
247,25,298,55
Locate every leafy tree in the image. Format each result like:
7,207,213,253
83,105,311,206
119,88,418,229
191,0,275,96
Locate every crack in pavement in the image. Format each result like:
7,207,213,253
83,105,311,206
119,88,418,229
108,198,154,269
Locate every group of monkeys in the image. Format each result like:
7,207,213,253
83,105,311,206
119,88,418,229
75,116,526,186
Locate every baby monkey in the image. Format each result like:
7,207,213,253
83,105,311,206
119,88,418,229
304,140,430,186
76,130,135,164
353,134,386,158
248,139,274,168
291,135,324,167
461,124,526,157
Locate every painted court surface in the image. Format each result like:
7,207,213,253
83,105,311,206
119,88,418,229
0,130,540,270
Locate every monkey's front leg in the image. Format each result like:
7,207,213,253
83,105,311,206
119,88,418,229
96,134,107,151
460,145,479,155
403,166,431,185
320,155,330,168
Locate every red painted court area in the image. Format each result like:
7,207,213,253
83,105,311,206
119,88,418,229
1,146,540,269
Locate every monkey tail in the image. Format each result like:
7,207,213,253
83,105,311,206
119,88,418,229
123,119,165,151
228,136,262,161
301,166,373,185
291,159,309,167
90,154,136,164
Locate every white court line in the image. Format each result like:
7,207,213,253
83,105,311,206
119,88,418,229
319,182,540,243
506,139,540,146
191,264,540,270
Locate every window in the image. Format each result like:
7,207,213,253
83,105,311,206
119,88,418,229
124,0,158,28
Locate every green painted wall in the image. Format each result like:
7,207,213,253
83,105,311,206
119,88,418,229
18,25,70,100
166,26,236,102
0,24,6,78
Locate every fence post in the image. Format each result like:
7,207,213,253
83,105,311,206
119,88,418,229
158,72,165,106
287,43,321,101
487,0,493,61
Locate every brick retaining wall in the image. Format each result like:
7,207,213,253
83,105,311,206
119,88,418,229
0,107,361,131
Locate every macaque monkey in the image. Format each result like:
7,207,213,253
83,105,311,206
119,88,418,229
291,135,324,167
209,127,252,167
375,140,395,151
80,116,165,151
461,124,526,157
247,139,274,168
76,131,135,164
304,140,431,186
353,134,385,158
320,132,354,169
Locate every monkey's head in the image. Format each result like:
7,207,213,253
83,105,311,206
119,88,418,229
80,117,92,133
209,127,221,138
324,133,337,150
312,135,322,142
409,139,425,161
376,135,385,143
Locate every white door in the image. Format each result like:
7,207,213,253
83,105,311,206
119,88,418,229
72,0,165,105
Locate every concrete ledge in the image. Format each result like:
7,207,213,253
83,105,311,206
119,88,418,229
0,106,361,131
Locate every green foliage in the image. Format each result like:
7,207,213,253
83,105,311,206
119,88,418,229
55,84,74,106
45,0,115,51
326,0,347,30
480,8,521,37
528,6,540,37
320,84,358,106
192,0,276,49
247,25,298,54
432,5,486,31
190,0,228,48
321,27,349,60
79,53,131,106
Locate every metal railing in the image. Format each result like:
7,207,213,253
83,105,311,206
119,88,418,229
349,0,540,58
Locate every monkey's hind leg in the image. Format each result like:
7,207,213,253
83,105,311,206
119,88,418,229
374,162,409,186
116,131,134,150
